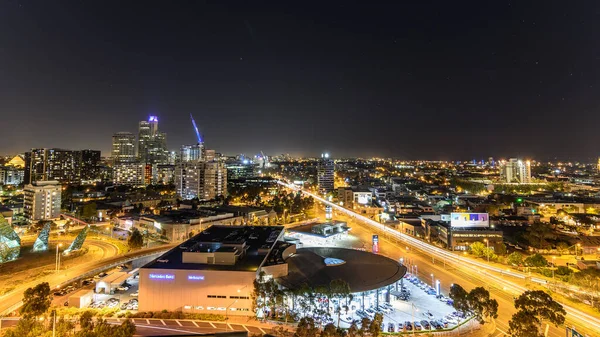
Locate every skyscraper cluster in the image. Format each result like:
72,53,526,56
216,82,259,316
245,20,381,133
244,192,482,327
111,116,171,186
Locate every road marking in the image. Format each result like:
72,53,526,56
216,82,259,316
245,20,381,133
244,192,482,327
209,322,216,328
227,323,232,330
176,320,182,326
192,321,199,327
496,327,509,335
259,327,266,334
146,319,150,324
160,319,166,326
125,324,202,335
243,325,250,332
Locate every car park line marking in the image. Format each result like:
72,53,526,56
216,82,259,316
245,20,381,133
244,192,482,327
160,319,166,326
176,320,182,326
242,325,250,332
496,327,509,335
192,321,199,327
209,322,216,328
227,323,232,330
126,324,202,335
258,327,266,334
146,319,150,324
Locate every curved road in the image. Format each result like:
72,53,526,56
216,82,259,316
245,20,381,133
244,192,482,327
280,181,600,337
0,241,174,315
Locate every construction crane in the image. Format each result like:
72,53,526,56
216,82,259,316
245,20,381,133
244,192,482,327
190,113,202,144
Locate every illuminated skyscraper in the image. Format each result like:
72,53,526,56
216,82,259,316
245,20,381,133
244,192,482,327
111,132,136,164
318,153,335,194
138,116,168,164
24,148,79,184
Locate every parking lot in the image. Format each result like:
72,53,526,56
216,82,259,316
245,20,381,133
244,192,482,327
333,273,464,333
90,272,139,310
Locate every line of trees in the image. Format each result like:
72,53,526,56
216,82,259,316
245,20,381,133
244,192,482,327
290,313,384,337
252,272,352,326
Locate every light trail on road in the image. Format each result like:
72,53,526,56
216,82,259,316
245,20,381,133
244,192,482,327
278,180,600,335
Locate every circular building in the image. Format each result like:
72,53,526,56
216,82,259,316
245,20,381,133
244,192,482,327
276,247,406,293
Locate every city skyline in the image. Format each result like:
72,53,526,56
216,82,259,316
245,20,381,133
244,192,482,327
2,2,600,159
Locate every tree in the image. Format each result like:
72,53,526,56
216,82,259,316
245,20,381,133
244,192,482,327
495,243,507,256
128,228,144,249
449,283,470,313
507,252,524,267
81,203,97,219
20,282,51,318
524,222,556,249
524,254,548,268
347,320,359,337
469,241,486,257
294,317,319,337
508,290,566,337
467,287,498,324
321,323,337,337
368,313,384,337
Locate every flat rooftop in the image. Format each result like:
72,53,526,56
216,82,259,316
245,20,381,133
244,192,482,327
142,225,284,272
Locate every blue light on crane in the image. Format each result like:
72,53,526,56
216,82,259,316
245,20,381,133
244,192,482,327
190,114,202,143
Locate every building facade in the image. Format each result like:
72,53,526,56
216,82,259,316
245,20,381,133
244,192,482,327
175,161,227,200
0,166,24,185
111,132,137,164
499,158,531,183
138,116,168,165
24,148,80,184
113,162,145,187
318,153,334,194
24,181,61,221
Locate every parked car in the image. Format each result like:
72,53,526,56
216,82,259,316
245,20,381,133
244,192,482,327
397,322,404,331
413,321,422,331
422,311,434,319
404,322,413,331
420,320,430,330
387,323,394,332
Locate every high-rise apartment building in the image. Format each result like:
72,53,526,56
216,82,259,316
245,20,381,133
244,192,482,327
318,153,335,194
112,132,136,164
24,148,79,184
175,161,227,200
77,149,101,182
500,158,531,183
138,116,168,165
24,181,61,221
180,143,205,162
0,166,24,185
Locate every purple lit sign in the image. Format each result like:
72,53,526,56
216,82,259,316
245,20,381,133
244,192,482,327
188,275,205,281
149,116,158,122
149,273,174,280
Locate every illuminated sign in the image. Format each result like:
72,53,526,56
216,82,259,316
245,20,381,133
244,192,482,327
187,275,205,281
372,235,379,254
149,116,158,122
450,213,489,228
149,273,174,280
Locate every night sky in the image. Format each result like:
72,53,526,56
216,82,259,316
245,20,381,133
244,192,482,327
1,1,599,160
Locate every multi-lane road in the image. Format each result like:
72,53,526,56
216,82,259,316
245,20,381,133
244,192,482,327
0,242,174,315
279,181,600,337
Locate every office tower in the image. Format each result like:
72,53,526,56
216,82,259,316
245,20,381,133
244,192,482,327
77,149,101,182
112,132,136,164
113,162,145,186
226,162,256,180
138,116,168,165
500,158,531,183
24,181,61,221
318,153,335,194
24,148,78,184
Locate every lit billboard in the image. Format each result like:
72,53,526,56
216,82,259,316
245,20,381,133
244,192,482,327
450,213,489,228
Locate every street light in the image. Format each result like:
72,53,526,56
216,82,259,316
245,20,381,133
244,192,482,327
55,243,63,273
483,239,490,263
226,299,238,327
430,273,434,287
552,257,556,281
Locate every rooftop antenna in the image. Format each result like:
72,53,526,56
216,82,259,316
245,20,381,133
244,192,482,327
190,113,202,143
